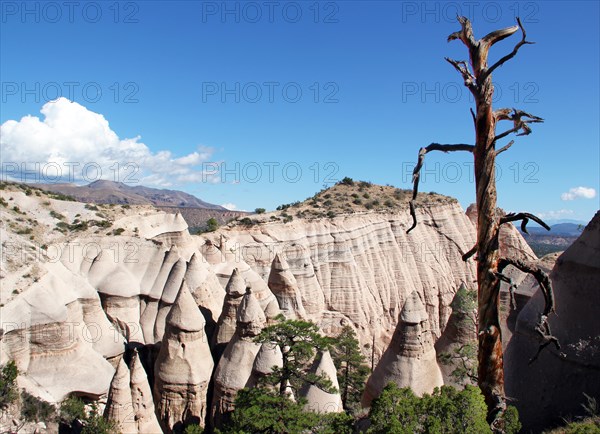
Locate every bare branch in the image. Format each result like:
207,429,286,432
498,256,560,364
493,108,513,122
481,24,520,47
494,109,544,142
447,16,477,47
446,57,477,92
462,244,478,261
495,140,514,156
529,317,562,365
407,143,474,233
498,257,554,317
483,17,534,80
493,271,517,309
499,212,550,234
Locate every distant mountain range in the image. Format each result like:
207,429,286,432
33,180,248,231
518,222,585,237
36,180,227,210
517,222,584,257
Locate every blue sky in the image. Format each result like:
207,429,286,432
1,1,598,223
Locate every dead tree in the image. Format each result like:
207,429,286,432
407,17,559,429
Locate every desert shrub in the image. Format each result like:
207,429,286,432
112,228,125,236
85,204,99,211
184,424,204,433
21,391,55,423
239,217,255,226
255,208,266,214
340,177,354,186
0,361,18,410
50,210,65,220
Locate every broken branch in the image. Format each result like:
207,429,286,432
494,109,544,142
495,140,514,156
447,15,476,47
407,143,474,233
446,57,477,92
462,244,478,262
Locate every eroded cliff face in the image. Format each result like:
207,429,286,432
1,183,542,431
212,202,477,358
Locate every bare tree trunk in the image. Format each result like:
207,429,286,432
473,76,504,419
407,17,555,428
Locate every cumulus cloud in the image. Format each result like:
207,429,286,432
221,203,237,210
561,186,597,201
0,98,217,187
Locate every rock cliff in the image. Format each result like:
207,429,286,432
0,181,542,430
153,282,213,432
362,290,444,406
505,211,600,431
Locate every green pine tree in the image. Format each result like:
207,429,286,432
330,325,370,412
254,314,334,396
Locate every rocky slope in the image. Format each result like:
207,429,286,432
0,180,542,431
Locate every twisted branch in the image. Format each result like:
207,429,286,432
494,109,544,141
407,143,474,233
498,257,560,363
482,17,534,80
499,212,550,234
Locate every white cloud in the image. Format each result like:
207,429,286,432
0,98,218,187
561,186,597,201
537,209,574,220
221,202,237,210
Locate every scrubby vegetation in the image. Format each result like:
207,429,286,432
228,179,455,228
59,396,118,434
0,361,18,411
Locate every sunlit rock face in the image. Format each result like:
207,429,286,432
211,288,266,428
104,358,137,434
300,350,343,414
129,350,162,434
268,253,307,319
362,290,444,407
211,203,478,362
153,282,213,433
505,211,600,431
